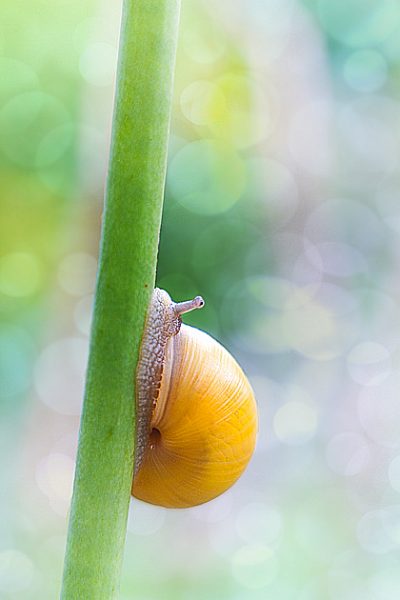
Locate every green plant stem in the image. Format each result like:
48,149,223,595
61,1,181,597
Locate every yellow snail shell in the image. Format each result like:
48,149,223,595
132,288,258,508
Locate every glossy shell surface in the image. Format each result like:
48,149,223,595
132,323,258,508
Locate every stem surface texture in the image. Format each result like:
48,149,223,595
61,1,181,597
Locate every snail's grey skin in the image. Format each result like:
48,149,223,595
134,288,204,473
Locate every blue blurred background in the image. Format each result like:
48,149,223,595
2,0,400,598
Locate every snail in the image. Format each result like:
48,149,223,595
132,288,258,508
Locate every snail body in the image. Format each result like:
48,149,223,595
132,288,257,508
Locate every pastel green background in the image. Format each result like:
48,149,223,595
1,1,400,598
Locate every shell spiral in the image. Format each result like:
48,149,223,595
132,289,258,508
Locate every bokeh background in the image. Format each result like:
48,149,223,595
2,0,400,598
